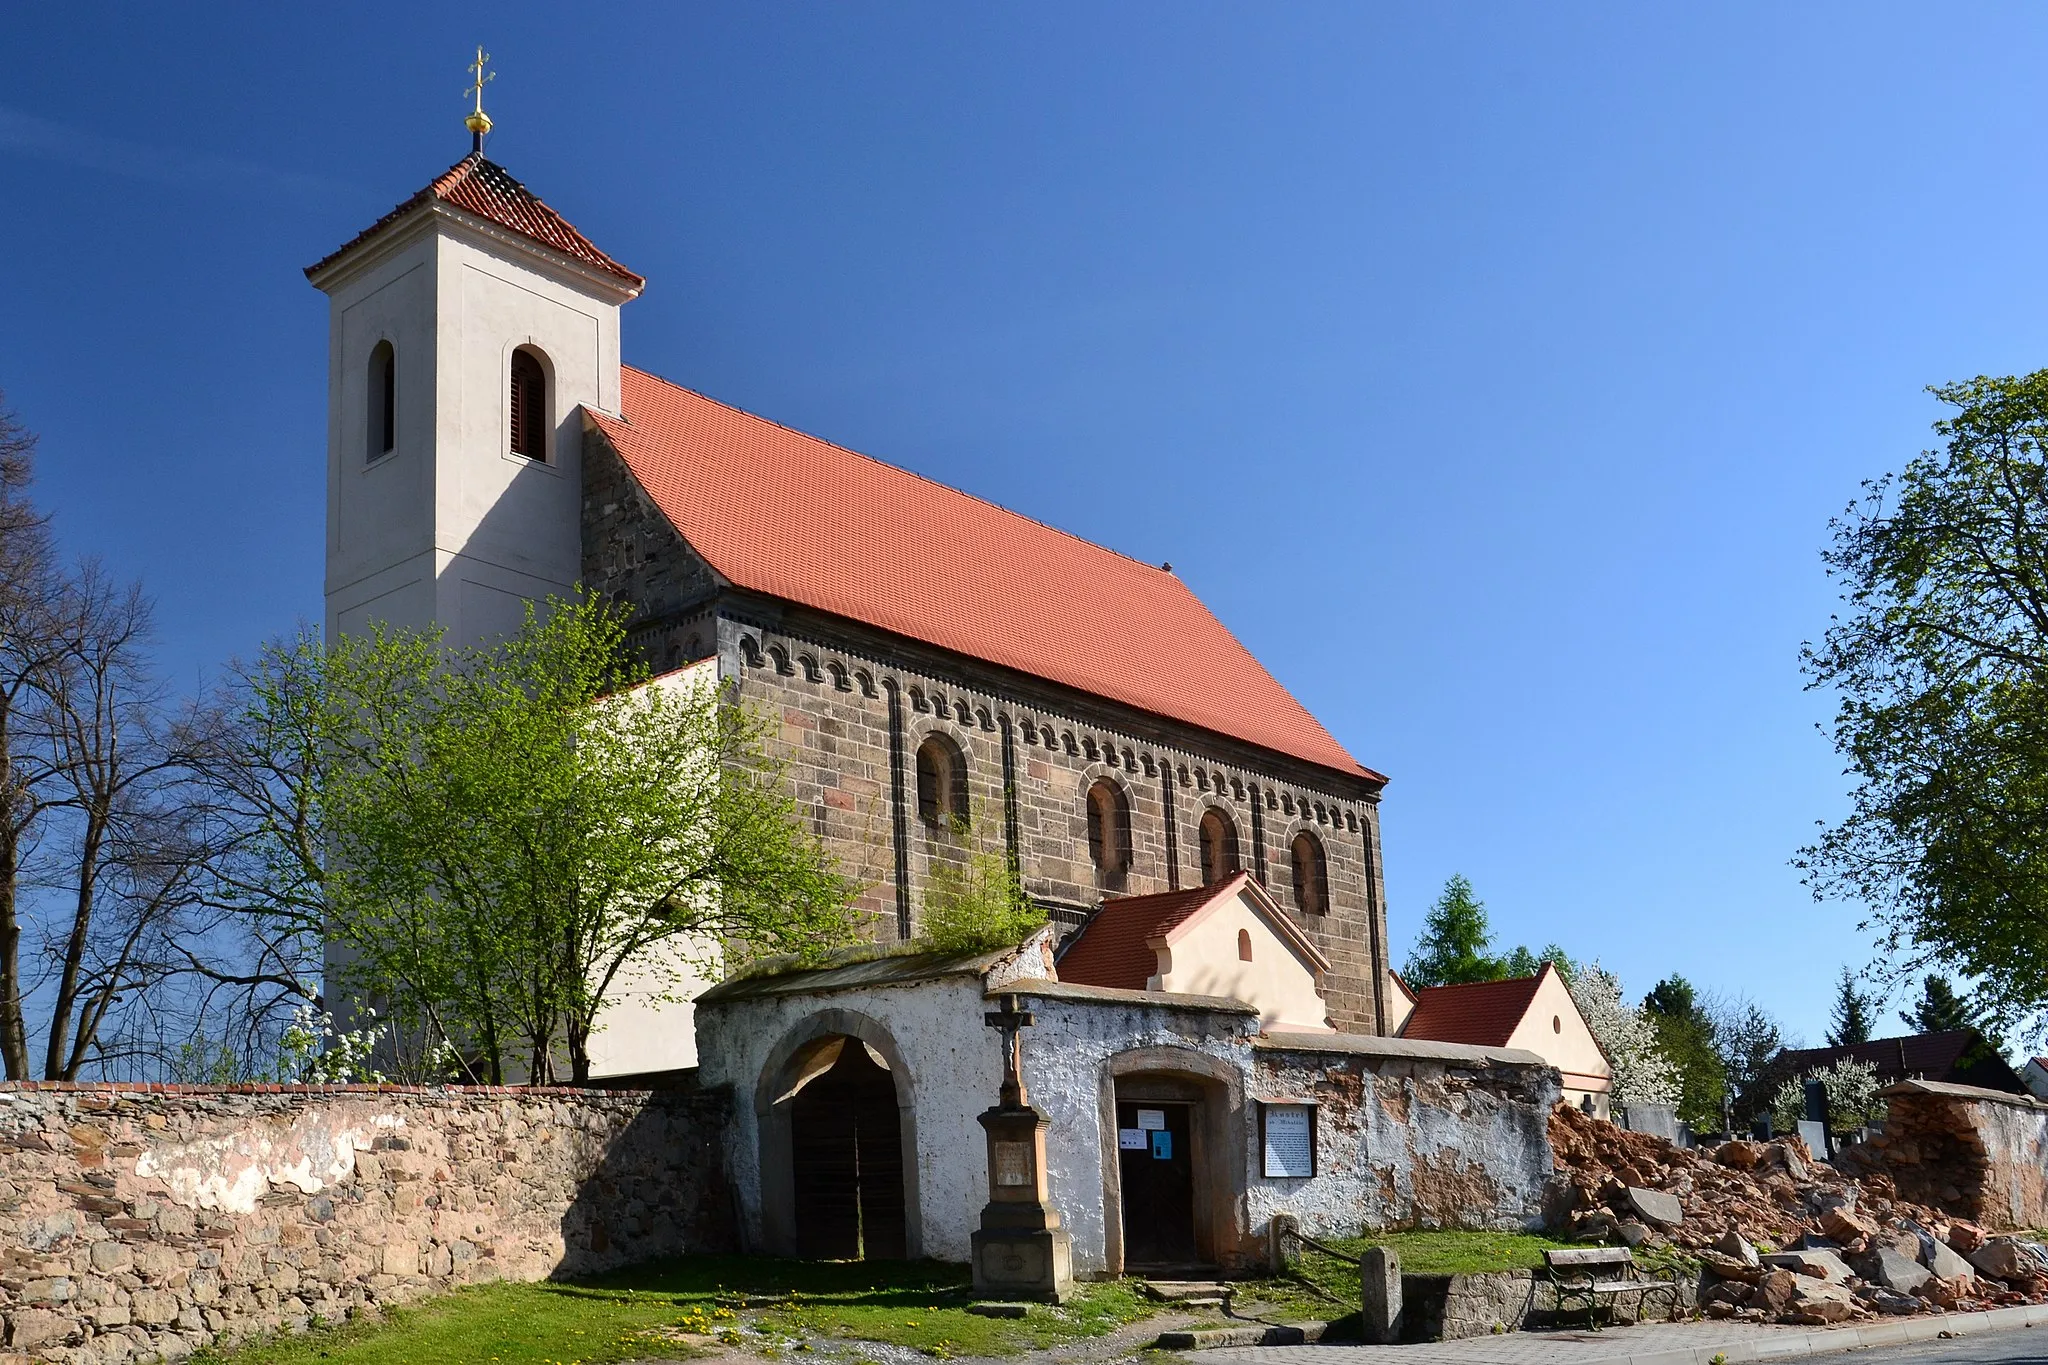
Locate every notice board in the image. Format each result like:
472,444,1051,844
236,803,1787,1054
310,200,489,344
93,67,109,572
1260,1102,1317,1178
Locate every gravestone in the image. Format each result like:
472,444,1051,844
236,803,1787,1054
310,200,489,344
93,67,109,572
1620,1104,1679,1141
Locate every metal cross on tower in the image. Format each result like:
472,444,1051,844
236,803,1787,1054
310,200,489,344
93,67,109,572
464,46,496,153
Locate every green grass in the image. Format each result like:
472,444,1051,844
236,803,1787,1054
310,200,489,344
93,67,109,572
191,1257,1158,1365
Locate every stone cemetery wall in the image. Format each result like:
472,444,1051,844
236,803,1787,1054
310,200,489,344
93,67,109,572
1844,1079,2048,1230
0,1081,731,1363
1249,1033,1560,1242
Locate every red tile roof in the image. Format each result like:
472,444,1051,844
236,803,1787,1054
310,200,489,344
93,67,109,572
1772,1031,2024,1094
306,154,644,288
1054,881,1238,990
1398,971,1548,1048
590,368,1377,779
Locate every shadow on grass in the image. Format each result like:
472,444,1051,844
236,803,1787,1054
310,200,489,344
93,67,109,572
553,1253,973,1302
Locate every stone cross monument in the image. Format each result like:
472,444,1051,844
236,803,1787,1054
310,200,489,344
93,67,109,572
971,993,1074,1302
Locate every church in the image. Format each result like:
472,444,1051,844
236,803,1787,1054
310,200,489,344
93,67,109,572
307,135,1396,1070
301,109,1569,1278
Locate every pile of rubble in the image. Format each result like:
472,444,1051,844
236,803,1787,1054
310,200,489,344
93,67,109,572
1550,1102,2048,1324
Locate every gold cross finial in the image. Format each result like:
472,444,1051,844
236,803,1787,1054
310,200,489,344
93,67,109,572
464,46,495,152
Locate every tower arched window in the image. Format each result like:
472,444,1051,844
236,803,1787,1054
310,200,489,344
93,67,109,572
1197,808,1240,885
1086,779,1132,888
915,734,967,829
509,346,550,460
367,340,396,462
1291,831,1329,916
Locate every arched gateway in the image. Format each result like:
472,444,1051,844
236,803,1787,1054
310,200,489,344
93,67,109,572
790,1039,907,1258
756,1009,920,1260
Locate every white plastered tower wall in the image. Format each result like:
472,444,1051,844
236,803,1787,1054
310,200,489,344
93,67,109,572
308,164,642,1061
310,195,635,647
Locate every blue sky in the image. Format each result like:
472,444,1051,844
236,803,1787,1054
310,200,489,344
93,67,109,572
2,4,2041,1048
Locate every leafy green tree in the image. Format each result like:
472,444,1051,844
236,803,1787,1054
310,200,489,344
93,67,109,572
1826,968,1876,1047
916,844,1046,954
1403,874,1504,987
1642,976,1728,1128
217,593,858,1083
1802,371,2048,1033
1712,996,1789,1122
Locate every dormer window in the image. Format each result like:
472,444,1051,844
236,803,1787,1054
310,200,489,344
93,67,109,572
509,346,549,460
367,340,396,461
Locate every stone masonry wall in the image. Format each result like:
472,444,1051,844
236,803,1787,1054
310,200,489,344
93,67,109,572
1843,1079,2048,1231
719,613,1391,1034
1248,1036,1559,1239
0,1082,731,1364
580,429,1393,1034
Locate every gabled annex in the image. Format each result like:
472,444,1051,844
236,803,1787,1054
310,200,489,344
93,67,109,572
1392,963,1613,1117
1055,873,1334,1032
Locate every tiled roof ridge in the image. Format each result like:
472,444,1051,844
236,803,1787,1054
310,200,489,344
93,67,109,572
1397,970,1548,1049
1052,881,1235,990
306,153,643,287
617,365,1186,582
598,367,1376,780
1410,972,1545,999
1779,1029,1975,1060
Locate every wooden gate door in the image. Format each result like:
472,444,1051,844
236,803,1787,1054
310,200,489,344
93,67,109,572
790,1040,908,1259
1117,1100,1196,1266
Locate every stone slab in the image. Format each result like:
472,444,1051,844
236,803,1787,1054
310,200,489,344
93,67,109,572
1626,1186,1683,1229
1758,1248,1852,1282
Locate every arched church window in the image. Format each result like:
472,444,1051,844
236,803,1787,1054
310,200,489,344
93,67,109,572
1197,808,1240,885
1086,779,1131,886
1291,831,1329,916
915,734,967,829
1238,928,1254,962
509,346,549,460
367,340,396,462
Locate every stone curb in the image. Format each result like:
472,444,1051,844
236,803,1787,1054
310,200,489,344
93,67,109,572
1156,1322,1334,1349
1184,1302,2048,1363
1534,1302,2048,1365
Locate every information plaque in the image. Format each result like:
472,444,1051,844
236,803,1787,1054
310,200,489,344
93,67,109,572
994,1140,1033,1186
1261,1103,1316,1178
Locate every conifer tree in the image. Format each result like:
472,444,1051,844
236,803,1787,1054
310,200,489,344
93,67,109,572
1402,874,1503,987
1899,974,1978,1034
1826,968,1877,1047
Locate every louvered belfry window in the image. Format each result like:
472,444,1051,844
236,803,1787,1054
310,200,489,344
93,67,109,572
367,340,396,461
509,348,548,460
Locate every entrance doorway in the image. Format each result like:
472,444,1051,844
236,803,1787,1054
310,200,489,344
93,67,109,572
790,1039,908,1259
1116,1100,1197,1267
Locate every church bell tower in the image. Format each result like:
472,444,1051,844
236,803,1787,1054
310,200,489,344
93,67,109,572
305,62,643,648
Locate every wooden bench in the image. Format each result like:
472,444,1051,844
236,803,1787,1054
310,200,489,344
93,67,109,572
1541,1247,1682,1331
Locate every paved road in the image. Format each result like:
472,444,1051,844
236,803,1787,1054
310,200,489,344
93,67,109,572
1187,1303,2048,1365
1836,1325,2048,1364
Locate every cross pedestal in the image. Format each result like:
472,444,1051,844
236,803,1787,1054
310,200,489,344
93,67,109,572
971,995,1074,1303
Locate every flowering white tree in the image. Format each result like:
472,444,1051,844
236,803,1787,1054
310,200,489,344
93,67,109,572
1569,962,1680,1109
1771,1057,1884,1132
